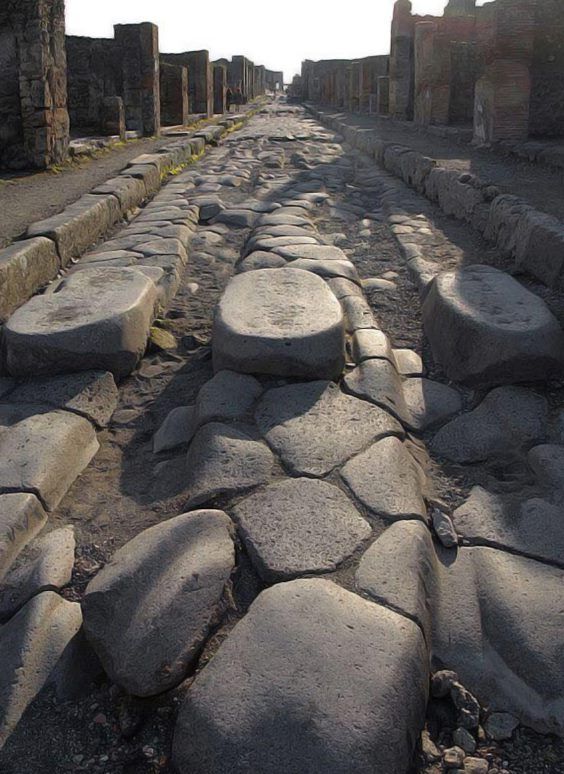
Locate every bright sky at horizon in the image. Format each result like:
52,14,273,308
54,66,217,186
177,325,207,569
66,0,487,84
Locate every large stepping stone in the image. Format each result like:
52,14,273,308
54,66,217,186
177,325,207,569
0,494,47,583
231,478,371,581
0,405,99,512
213,268,345,380
82,510,235,697
286,258,360,283
431,386,548,463
172,579,429,774
341,437,428,521
185,423,273,508
0,592,82,750
272,244,349,262
4,267,158,380
422,265,564,386
255,381,403,477
453,487,564,567
193,371,262,430
237,252,287,273
528,444,564,491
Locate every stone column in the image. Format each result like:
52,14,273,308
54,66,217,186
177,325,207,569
389,0,415,119
160,61,189,126
414,21,451,125
101,96,126,140
377,76,390,114
114,22,160,137
213,65,227,114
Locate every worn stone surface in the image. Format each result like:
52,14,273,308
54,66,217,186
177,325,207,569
528,444,564,491
0,494,47,584
0,238,60,323
153,406,196,454
194,371,262,429
236,252,287,272
83,510,235,697
256,381,403,477
484,712,519,741
213,269,345,380
344,359,409,424
4,268,158,380
351,328,394,363
0,527,75,622
286,258,360,283
185,423,273,508
0,405,99,512
173,579,429,774
271,244,350,262
422,266,564,386
403,377,463,432
431,387,548,463
232,478,371,581
341,437,428,521
0,592,82,751
394,348,425,376
7,371,118,428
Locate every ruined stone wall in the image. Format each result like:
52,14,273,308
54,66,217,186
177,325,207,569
358,56,389,112
0,0,69,170
213,65,227,115
160,62,189,126
530,0,564,137
266,70,284,91
163,51,212,116
66,36,122,132
114,23,161,136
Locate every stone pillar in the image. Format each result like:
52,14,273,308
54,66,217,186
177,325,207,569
0,0,69,170
114,22,160,137
101,96,126,140
414,22,451,125
160,61,189,126
377,76,390,114
213,65,227,114
389,0,415,119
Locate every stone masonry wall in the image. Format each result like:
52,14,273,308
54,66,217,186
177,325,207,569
114,23,161,136
66,36,122,132
162,51,212,116
160,62,189,126
530,0,564,137
213,65,227,115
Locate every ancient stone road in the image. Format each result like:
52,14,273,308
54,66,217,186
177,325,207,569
0,102,563,773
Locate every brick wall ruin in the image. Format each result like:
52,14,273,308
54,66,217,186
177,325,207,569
300,57,389,113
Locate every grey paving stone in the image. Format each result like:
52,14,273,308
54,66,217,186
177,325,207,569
173,578,429,774
0,592,82,750
213,269,345,380
327,277,364,300
394,349,425,377
83,510,235,697
341,437,428,521
351,329,394,364
271,244,349,262
256,381,403,477
528,444,564,491
194,371,262,428
422,265,564,386
431,387,548,463
402,378,463,432
342,296,378,331
344,359,410,424
0,238,60,323
285,258,360,283
153,406,196,454
236,252,287,272
185,423,273,508
0,494,47,583
231,478,371,581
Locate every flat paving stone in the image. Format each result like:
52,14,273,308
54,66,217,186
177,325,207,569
422,265,564,386
185,423,273,508
4,268,158,380
83,510,235,697
341,437,428,521
0,494,47,583
153,406,196,454
0,405,99,512
213,269,345,380
173,578,429,774
256,381,403,477
194,371,262,428
236,252,287,272
402,378,463,432
431,386,548,463
351,329,394,364
0,592,82,750
231,478,371,581
344,359,410,425
394,349,425,377
271,244,349,262
285,258,360,283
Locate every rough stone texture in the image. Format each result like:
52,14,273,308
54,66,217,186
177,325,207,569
114,24,161,136
236,252,287,272
271,244,350,262
402,377,463,431
4,268,158,380
0,238,60,323
431,387,548,463
0,494,47,583
83,510,235,697
0,527,75,621
92,176,146,215
231,478,371,581
0,592,82,751
394,348,424,376
0,405,99,512
529,444,564,491
213,269,345,380
286,258,360,283
153,406,195,454
341,437,428,521
422,266,564,386
256,381,403,477
351,328,394,364
173,579,429,774
8,371,119,428
194,371,262,429
344,359,410,425
185,423,273,508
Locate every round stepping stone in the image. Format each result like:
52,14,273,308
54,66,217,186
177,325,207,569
82,510,235,697
341,437,428,521
231,478,371,581
285,258,360,283
172,578,429,774
4,268,158,380
256,381,403,477
272,244,349,262
185,423,273,508
213,268,345,380
422,265,564,386
236,252,287,273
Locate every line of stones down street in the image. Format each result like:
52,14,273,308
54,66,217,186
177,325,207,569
1,102,564,770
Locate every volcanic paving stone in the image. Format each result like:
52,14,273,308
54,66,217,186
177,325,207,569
82,510,235,697
3,267,158,380
528,444,564,491
255,381,403,477
213,268,345,380
0,494,47,583
185,423,273,508
153,406,196,454
351,329,394,364
402,378,462,432
193,371,263,429
344,359,409,424
237,252,287,272
0,405,99,512
0,592,82,751
172,579,429,774
431,386,549,463
231,478,371,581
341,437,428,521
285,258,360,283
271,244,350,262
422,265,564,386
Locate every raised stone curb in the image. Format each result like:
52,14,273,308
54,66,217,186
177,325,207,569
0,238,60,324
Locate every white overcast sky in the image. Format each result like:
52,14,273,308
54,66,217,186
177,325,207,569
66,0,486,83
